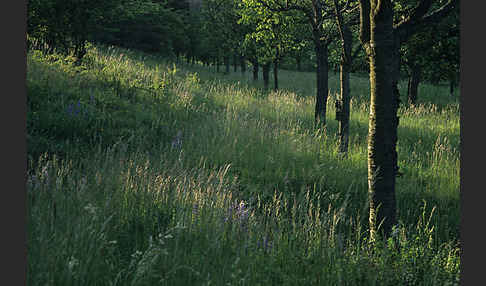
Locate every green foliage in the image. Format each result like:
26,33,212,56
27,0,192,62
90,0,189,57
27,0,119,61
398,1,460,85
239,0,308,65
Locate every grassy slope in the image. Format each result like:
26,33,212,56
27,45,460,285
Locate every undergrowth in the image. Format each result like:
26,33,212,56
27,44,460,285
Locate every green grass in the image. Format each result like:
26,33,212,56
27,44,460,285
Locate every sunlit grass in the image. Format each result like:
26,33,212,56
27,44,460,285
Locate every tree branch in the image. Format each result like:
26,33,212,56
333,0,347,58
395,0,457,43
359,0,370,48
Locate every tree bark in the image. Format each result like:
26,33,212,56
233,53,238,72
336,25,352,156
314,41,330,127
262,62,271,90
365,0,398,241
407,64,421,105
359,0,456,241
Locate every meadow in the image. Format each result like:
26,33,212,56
27,44,460,285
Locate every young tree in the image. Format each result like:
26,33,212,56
332,0,361,156
239,1,302,90
254,0,340,126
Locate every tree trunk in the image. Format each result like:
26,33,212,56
314,41,330,126
360,0,456,241
252,60,259,81
274,48,279,91
262,62,271,90
450,78,455,97
233,53,238,72
224,55,230,74
336,25,352,156
241,55,246,74
296,56,302,71
366,0,398,241
407,64,421,105
273,59,278,90
216,56,220,73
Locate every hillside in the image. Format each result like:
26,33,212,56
27,45,460,285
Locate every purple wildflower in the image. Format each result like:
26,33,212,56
236,201,250,233
73,101,81,116
66,101,84,118
171,130,183,149
223,204,234,223
257,235,273,253
192,203,199,218
66,103,74,116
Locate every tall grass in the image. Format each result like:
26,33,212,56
27,44,460,285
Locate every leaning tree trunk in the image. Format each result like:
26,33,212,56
262,62,271,90
365,0,398,241
336,25,352,156
314,41,330,127
407,64,421,105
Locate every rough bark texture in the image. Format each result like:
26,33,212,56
407,64,421,105
314,42,329,126
359,0,456,241
365,0,398,241
262,62,271,90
